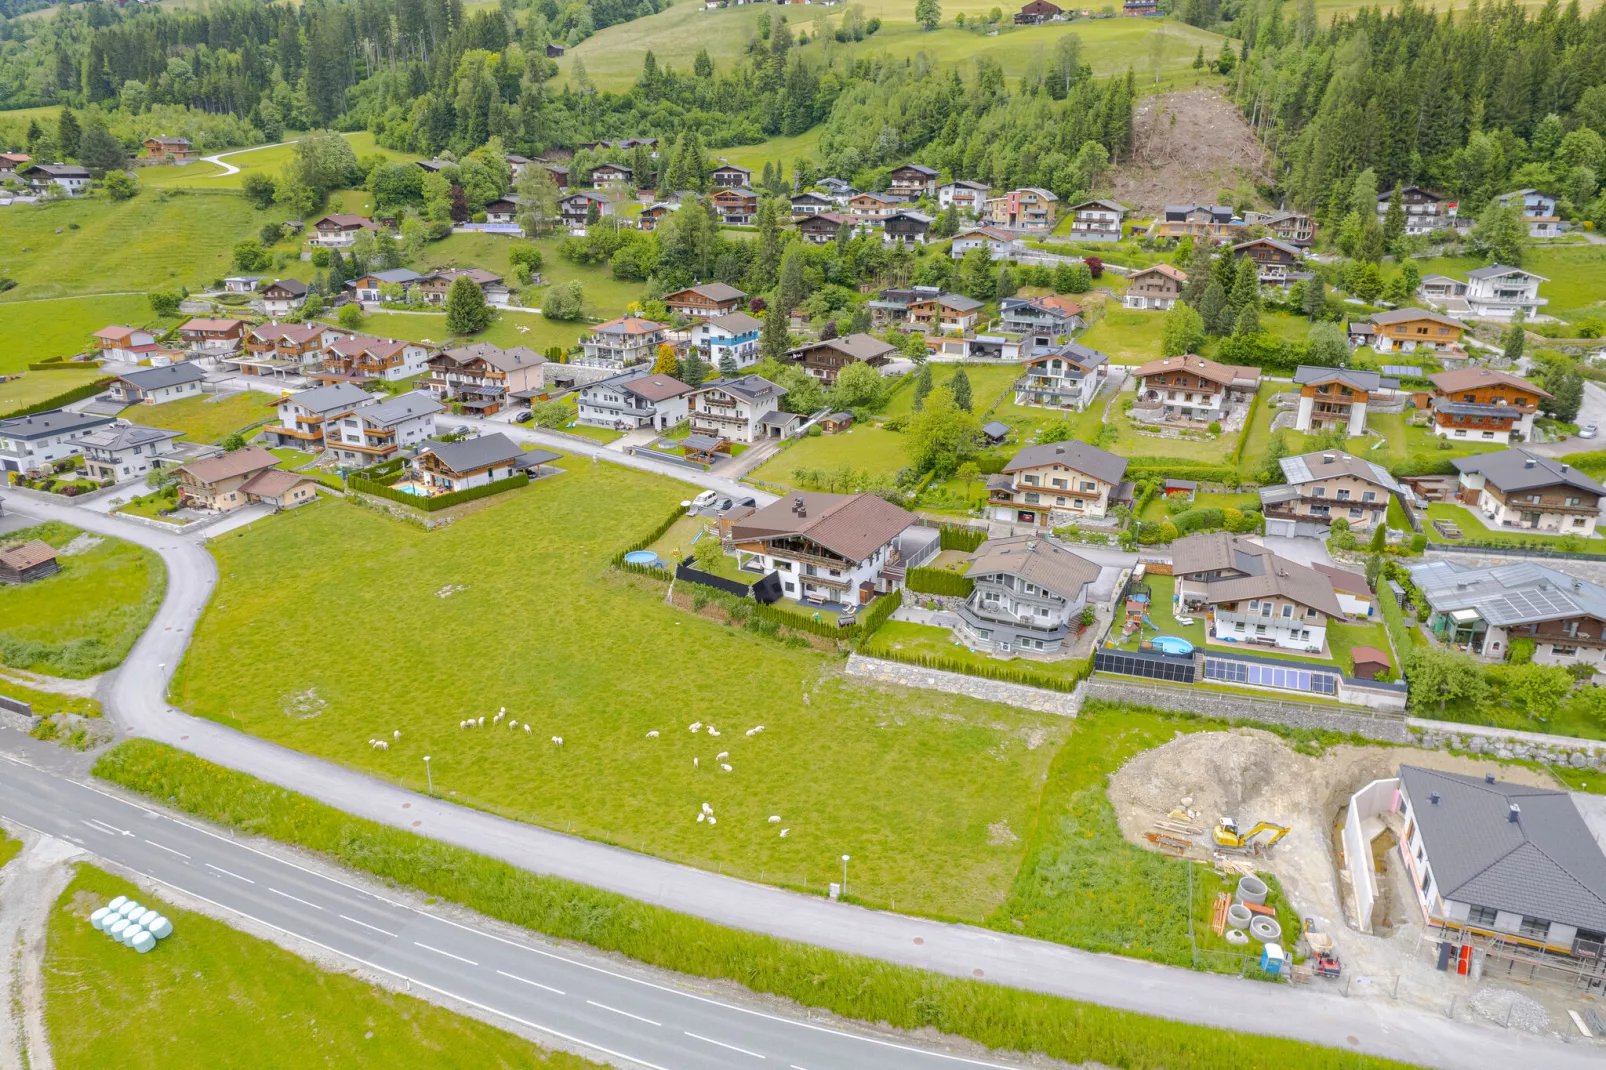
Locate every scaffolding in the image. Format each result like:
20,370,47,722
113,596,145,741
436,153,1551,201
1426,920,1606,992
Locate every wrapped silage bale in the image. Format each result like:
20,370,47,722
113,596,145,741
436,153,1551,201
119,900,143,918
107,918,130,941
147,916,173,940
107,896,128,913
137,909,159,928
132,931,156,954
121,925,145,948
91,907,111,931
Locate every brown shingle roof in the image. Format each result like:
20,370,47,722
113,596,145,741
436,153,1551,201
1134,353,1260,388
178,446,278,485
1129,263,1187,283
0,539,57,571
179,317,248,333
1429,367,1551,399
1313,563,1371,596
1174,533,1342,617
967,536,1100,599
729,492,915,563
620,374,692,402
239,469,317,498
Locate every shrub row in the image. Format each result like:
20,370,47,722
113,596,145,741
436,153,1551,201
1,376,114,419
1389,455,1458,477
1229,392,1264,475
610,502,688,566
1127,463,1238,485
348,473,527,512
905,566,975,597
90,741,1407,1070
27,360,104,371
1171,506,1224,535
867,646,1093,693
937,524,987,552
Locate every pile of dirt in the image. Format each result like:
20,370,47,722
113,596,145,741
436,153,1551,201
1108,87,1270,213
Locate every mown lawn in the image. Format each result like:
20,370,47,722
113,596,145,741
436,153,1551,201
1114,575,1207,651
0,521,166,678
882,362,1021,420
749,424,910,489
0,365,109,416
1077,306,1166,365
1404,244,1606,322
128,390,278,443
0,293,172,375
139,131,418,190
173,467,1069,917
45,864,600,1070
1426,502,1605,548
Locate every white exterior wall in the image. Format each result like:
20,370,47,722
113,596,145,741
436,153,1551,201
1342,777,1399,933
750,544,892,604
1437,423,1512,445
146,380,203,404
84,439,179,482
263,295,304,317
1533,641,1606,669
0,428,102,471
1476,489,1599,536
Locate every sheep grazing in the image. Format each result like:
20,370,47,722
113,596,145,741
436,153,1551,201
551,736,563,748
459,720,467,730
697,813,705,823
645,730,660,738
745,726,765,737
720,763,732,772
523,724,532,735
779,828,790,837
701,802,712,814
707,727,721,737
370,740,389,751
689,722,702,733
393,730,401,740
716,751,728,761
768,816,781,824
509,719,518,729
477,716,485,727
693,757,699,768
707,817,717,826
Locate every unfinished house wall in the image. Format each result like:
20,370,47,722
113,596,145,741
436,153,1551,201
1343,776,1400,933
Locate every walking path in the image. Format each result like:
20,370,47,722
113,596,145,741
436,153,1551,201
1,486,1597,1069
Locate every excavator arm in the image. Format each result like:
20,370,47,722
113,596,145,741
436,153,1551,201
1243,822,1290,846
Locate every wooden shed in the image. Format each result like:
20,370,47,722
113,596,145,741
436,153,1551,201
0,539,60,584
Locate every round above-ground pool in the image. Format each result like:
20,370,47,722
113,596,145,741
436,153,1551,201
1150,635,1194,656
623,550,662,567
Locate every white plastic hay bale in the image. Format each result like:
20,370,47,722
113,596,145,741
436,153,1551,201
121,925,146,948
119,900,143,917
107,895,128,912
132,931,157,954
107,918,130,941
91,907,111,930
148,916,173,940
137,909,159,928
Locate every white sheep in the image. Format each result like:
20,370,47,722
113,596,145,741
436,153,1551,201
701,802,712,814
707,817,717,826
720,763,732,772
779,829,790,838
478,716,485,727
370,740,388,751
393,730,401,740
368,739,376,746
459,720,467,730
524,724,532,735
716,751,728,761
509,719,518,729
689,721,702,733
646,730,660,738
746,726,765,736
697,813,705,822
768,816,781,824
707,727,721,737
693,757,699,768
551,736,563,748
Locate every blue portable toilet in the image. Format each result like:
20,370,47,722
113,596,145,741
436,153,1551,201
1260,942,1286,976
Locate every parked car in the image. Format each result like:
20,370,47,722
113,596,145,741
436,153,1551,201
692,489,719,508
1581,425,1598,439
514,410,534,424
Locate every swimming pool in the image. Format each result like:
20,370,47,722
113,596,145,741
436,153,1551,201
393,484,429,497
623,550,662,567
1150,635,1195,656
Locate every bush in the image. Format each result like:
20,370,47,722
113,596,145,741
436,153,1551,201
905,567,975,597
349,473,526,512
1172,507,1224,535
937,525,987,551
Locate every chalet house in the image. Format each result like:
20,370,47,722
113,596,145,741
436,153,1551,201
638,202,680,230
177,317,249,354
728,492,916,606
1172,532,1342,654
1390,765,1606,961
785,333,897,385
1244,209,1316,247
1150,204,1240,242
107,363,207,407
91,325,161,362
1412,560,1606,666
410,268,509,307
883,210,933,243
264,383,376,450
1461,265,1548,320
868,286,953,330
317,335,434,383
1418,274,1464,301
1132,353,1261,425
986,187,1057,230
1013,342,1108,412
558,190,610,232
311,390,440,466
906,291,982,333
816,176,855,202
20,164,89,196
711,164,752,188
954,535,1099,657
949,226,1016,260
1291,366,1396,436
690,311,763,370
790,192,834,215
308,214,379,248
1014,0,1063,23
1064,199,1126,242
0,152,28,178
1428,368,1547,444
664,283,746,319
0,541,59,584
0,410,115,475
577,372,692,431
64,423,186,486
1495,189,1561,239
174,446,280,511
348,268,424,304
580,317,666,370
1123,263,1187,310
426,343,547,415
998,294,1084,349
1231,237,1302,286
711,186,759,225
261,278,308,317
238,469,322,510
796,212,848,244
415,433,552,494
1375,186,1456,235
686,375,792,444
546,43,565,57
888,163,940,199
937,180,990,215
1452,449,1605,537
484,196,520,224
540,162,570,188
988,441,1129,526
143,136,196,161
1366,308,1466,354
237,323,346,377
1259,450,1403,537
589,163,633,188
843,191,903,222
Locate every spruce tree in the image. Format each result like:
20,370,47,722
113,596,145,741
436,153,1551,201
1229,256,1260,315
1383,183,1406,246
56,107,80,159
912,362,933,412
950,367,973,412
1198,280,1230,336
719,351,739,378
445,275,492,335
1302,276,1326,320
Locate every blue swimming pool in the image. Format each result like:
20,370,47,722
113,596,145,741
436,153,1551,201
623,550,662,567
1151,635,1195,656
393,484,428,497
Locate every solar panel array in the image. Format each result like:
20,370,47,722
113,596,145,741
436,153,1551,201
1479,586,1583,626
1094,649,1196,683
1382,365,1422,377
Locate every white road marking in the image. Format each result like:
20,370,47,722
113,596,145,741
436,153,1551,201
585,1000,659,1026
686,1031,765,1058
414,941,477,966
270,887,323,910
496,969,564,995
144,839,191,859
204,863,254,883
84,818,129,836
340,915,398,938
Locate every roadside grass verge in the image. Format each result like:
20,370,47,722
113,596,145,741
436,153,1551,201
0,827,18,870
92,739,1416,1070
45,862,599,1070
0,521,166,678
0,673,102,718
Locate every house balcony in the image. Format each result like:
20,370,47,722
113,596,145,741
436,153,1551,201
264,425,322,442
1212,609,1324,630
958,601,1070,640
690,408,750,426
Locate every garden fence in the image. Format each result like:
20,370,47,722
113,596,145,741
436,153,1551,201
349,473,527,512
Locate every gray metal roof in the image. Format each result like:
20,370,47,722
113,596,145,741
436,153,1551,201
1465,264,1547,282
119,363,207,391
1399,765,1606,933
1002,441,1128,485
360,390,443,427
423,432,532,473
75,423,182,451
1279,451,1402,493
981,420,1010,438
1452,449,1606,497
1293,366,1386,391
1407,559,1606,627
968,535,1100,600
696,375,786,404
287,382,373,414
0,410,115,440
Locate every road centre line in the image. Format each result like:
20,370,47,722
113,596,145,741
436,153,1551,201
585,1000,660,1026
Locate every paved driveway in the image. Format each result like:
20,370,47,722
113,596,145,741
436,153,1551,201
1258,534,1334,567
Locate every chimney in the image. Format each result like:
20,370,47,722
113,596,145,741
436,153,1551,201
1561,464,1570,473
1323,453,1335,464
792,496,803,514
1429,792,1441,805
1055,446,1065,455
1524,458,1536,468
1508,803,1521,824
1485,773,1496,784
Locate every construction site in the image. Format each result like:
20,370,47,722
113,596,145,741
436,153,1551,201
1108,727,1606,1039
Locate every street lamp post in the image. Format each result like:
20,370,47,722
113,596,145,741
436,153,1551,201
423,755,433,795
841,854,850,898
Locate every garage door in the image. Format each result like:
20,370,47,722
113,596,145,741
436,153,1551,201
1265,518,1324,539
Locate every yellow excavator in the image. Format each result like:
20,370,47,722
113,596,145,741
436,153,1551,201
1212,816,1290,851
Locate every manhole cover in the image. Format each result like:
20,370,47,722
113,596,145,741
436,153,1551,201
913,937,924,945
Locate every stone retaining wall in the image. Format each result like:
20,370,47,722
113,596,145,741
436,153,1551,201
1082,678,1412,742
1409,722,1606,769
843,655,1080,717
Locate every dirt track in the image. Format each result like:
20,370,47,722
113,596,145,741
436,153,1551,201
1109,87,1271,212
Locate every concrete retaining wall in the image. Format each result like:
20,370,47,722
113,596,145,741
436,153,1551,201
843,654,1080,717
1082,678,1412,742
1341,777,1400,933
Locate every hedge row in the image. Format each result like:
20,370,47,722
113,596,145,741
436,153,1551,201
1229,391,1264,474
905,566,976,597
937,524,987,552
1127,463,1238,485
348,473,527,512
91,741,1413,1070
610,502,688,566
27,360,104,371
1,376,114,419
1389,455,1459,477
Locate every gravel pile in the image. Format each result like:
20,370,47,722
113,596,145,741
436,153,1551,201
1469,986,1550,1033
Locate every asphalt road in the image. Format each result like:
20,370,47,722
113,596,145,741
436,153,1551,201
6,492,1599,1069
0,752,1023,1070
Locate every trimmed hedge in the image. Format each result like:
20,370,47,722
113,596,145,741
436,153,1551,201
937,524,987,552
611,502,688,566
349,473,527,512
1127,463,1237,484
1,376,114,419
27,360,104,371
1171,507,1224,535
906,566,975,597
1230,391,1263,475
1390,455,1458,477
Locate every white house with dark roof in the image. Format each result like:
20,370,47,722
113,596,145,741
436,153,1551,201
577,372,692,431
1013,342,1108,411
952,535,1102,656
937,180,990,215
686,375,792,443
988,441,1130,526
1452,449,1606,537
261,278,308,317
1172,532,1342,653
1291,366,1397,436
1260,450,1404,537
580,317,665,369
263,383,377,450
75,423,195,483
689,312,763,370
1063,199,1127,242
415,433,558,493
0,410,117,474
20,163,89,196
106,363,208,406
321,390,442,465
1494,190,1561,239
1460,265,1549,320
727,491,916,607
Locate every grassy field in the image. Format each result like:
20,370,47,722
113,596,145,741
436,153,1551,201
139,131,418,190
332,308,589,354
172,468,1069,917
749,424,910,489
882,362,1020,419
1078,305,1166,364
718,128,827,172
1427,502,1606,549
1404,244,1606,322
0,294,172,375
0,364,109,414
45,864,600,1070
0,193,282,301
129,389,279,443
1108,399,1237,464
0,521,166,678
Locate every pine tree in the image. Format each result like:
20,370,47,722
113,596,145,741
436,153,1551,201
1229,256,1260,315
1383,183,1406,246
1232,303,1260,337
445,275,492,335
1199,280,1230,335
950,367,972,412
652,343,678,375
719,351,739,378
1302,276,1326,320
912,362,934,412
760,302,788,362
56,107,80,159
